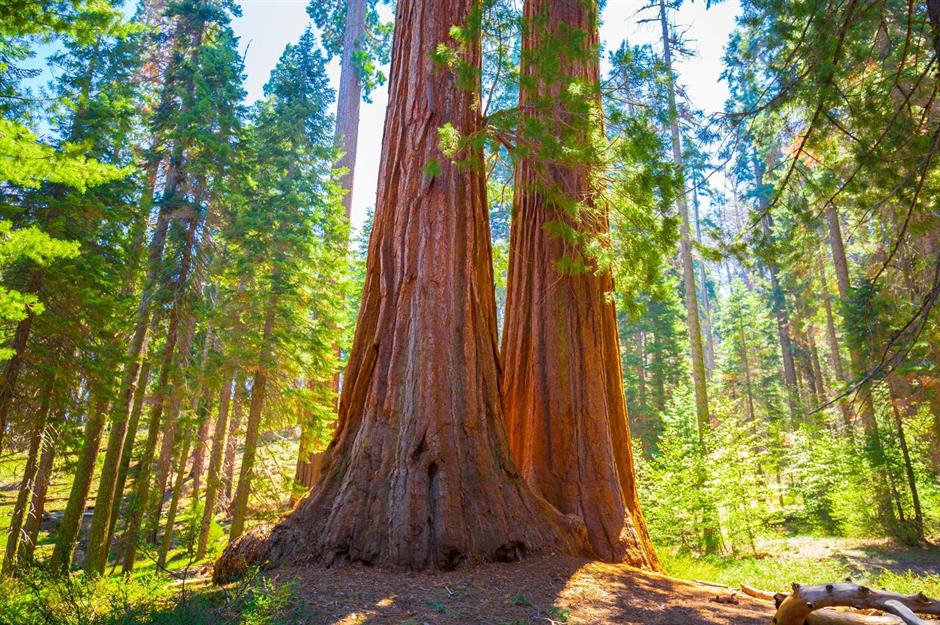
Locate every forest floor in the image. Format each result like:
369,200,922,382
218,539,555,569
2,448,939,624
259,555,775,625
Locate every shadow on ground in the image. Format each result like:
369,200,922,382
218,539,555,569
265,555,774,625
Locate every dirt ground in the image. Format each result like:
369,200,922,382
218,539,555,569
270,555,775,625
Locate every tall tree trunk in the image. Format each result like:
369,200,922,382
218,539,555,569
196,372,234,560
157,424,193,568
147,311,198,541
753,158,800,417
334,0,365,221
658,0,716,553
190,404,211,501
807,326,827,406
122,209,201,573
184,327,215,503
692,186,716,374
825,203,879,427
738,315,757,423
633,333,652,450
82,167,170,573
49,395,109,571
18,423,56,567
0,275,40,452
228,300,276,542
825,202,895,528
817,247,852,427
216,0,588,577
2,377,53,576
651,333,666,414
294,0,368,490
84,6,206,571
658,0,709,431
222,375,245,505
887,380,924,541
96,354,152,571
499,0,657,568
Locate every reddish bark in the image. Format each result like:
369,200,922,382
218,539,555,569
216,0,587,578
499,0,657,568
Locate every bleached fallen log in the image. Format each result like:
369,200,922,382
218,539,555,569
774,582,939,625
807,608,904,625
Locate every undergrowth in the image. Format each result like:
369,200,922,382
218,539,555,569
0,566,297,625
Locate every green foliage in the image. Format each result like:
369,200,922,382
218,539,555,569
214,27,350,446
0,567,300,625
635,391,773,554
306,0,393,100
0,222,79,359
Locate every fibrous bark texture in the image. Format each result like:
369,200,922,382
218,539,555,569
215,0,587,579
499,0,657,568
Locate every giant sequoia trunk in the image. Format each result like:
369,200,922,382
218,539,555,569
216,0,587,577
499,0,657,568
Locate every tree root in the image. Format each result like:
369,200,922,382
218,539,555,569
773,582,939,625
212,525,272,584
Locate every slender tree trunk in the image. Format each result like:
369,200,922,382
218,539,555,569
50,395,109,571
825,202,895,527
817,247,852,427
334,0,365,221
147,311,198,541
196,372,234,560
2,377,53,576
18,424,56,567
633,333,652,450
191,406,211,501
83,176,173,574
807,327,826,404
692,186,716,374
658,0,709,431
0,281,39,452
294,0,368,490
222,375,244,506
216,0,589,578
658,0,715,553
98,355,151,570
825,203,880,427
122,210,200,573
229,301,277,542
753,158,800,417
651,333,666,414
738,316,757,423
157,424,193,568
185,327,215,503
499,0,657,567
887,380,924,541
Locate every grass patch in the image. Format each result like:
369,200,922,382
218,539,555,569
659,542,940,597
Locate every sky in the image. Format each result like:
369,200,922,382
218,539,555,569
231,0,743,231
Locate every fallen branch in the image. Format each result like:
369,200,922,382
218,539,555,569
773,583,939,625
741,584,776,602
